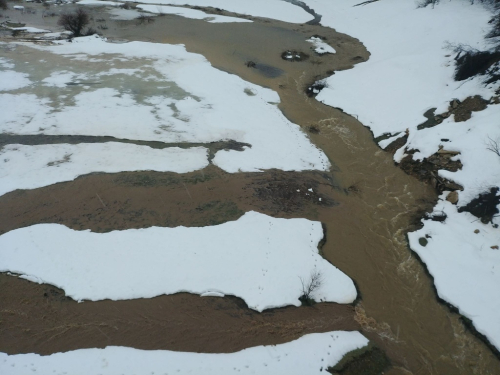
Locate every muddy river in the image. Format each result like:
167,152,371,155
1,4,500,374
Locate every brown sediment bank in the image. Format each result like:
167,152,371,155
1,4,500,374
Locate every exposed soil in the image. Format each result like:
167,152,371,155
398,150,464,194
0,166,341,234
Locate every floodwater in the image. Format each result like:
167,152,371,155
1,4,500,374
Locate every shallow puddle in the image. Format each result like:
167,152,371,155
1,4,500,374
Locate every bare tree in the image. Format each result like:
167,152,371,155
299,270,323,305
136,13,155,24
486,135,500,158
57,8,90,37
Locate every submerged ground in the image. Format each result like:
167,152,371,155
0,1,499,374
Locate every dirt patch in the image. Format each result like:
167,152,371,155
253,172,338,214
0,166,339,234
447,96,489,122
398,150,463,194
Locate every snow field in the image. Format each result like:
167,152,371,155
0,211,357,311
2,36,330,173
0,331,369,375
0,143,209,197
408,199,500,350
301,0,495,140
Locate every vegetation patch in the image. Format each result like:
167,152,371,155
458,187,500,224
328,345,391,375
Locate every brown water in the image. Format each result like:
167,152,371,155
1,4,500,374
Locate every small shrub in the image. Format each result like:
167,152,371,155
455,49,500,81
299,270,323,306
57,8,90,37
136,13,155,24
0,0,7,11
458,187,500,224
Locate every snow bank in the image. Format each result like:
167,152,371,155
307,37,336,55
406,103,500,204
35,31,73,40
403,103,500,351
408,199,500,351
136,4,253,23
0,143,208,196
5,36,329,173
123,0,312,23
77,0,120,5
108,7,143,20
0,71,31,91
301,0,495,139
0,211,357,310
0,331,368,375
10,27,51,33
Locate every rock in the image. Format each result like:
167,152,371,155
491,246,499,250
446,191,459,205
419,237,428,247
451,99,459,109
474,229,480,234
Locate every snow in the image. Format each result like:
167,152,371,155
122,0,312,23
0,143,208,197
0,211,357,311
77,0,120,5
301,0,495,139
403,104,500,351
13,5,24,10
408,199,500,351
0,71,31,91
108,7,143,20
0,331,368,375
10,27,50,33
35,31,72,40
307,37,336,55
4,36,329,173
136,4,253,23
